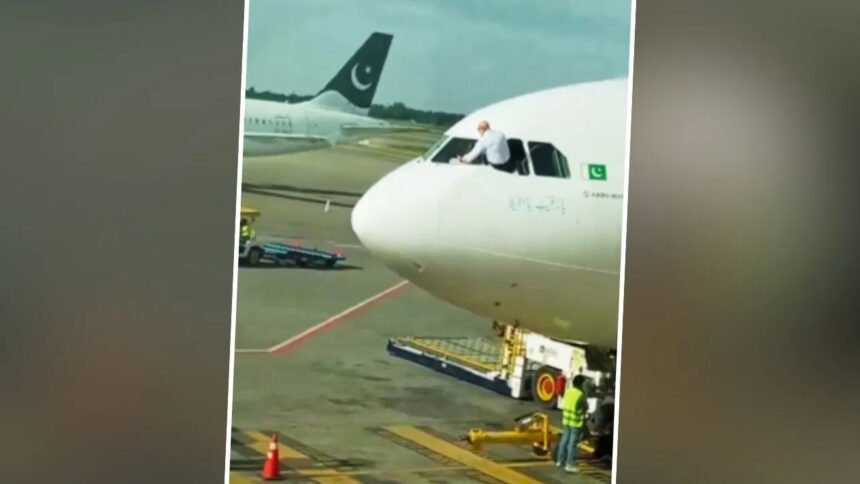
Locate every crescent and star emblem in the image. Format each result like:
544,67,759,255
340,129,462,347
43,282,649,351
350,64,373,91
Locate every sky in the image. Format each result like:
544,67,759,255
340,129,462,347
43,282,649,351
245,0,632,114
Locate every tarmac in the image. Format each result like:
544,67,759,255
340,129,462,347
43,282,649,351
229,129,612,483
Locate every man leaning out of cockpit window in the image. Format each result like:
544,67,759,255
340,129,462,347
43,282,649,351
456,120,516,173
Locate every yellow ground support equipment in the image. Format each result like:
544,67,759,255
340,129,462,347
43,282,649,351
464,412,561,457
388,325,617,459
240,207,261,221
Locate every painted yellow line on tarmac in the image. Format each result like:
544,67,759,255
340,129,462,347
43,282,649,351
244,430,361,484
228,472,257,483
233,429,601,480
233,458,596,480
298,460,552,477
386,425,544,484
245,430,308,460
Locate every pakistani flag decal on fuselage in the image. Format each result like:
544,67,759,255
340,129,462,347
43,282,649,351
581,163,607,181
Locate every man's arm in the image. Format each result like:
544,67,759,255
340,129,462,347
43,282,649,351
460,137,486,163
576,393,587,415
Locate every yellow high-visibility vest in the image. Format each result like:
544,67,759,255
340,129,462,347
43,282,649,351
240,225,255,240
561,387,585,428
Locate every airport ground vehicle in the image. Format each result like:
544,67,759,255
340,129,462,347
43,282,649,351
387,324,615,458
238,241,346,268
237,207,346,268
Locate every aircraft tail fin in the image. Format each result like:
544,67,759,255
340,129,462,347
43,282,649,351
307,32,392,114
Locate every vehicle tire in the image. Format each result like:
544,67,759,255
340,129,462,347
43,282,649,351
247,248,262,267
296,257,308,268
587,401,614,434
325,258,336,268
531,366,560,408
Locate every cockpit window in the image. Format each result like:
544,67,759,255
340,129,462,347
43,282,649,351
528,141,570,178
431,137,483,163
427,136,530,176
422,135,449,161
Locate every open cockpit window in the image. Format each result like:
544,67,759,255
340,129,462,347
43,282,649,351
528,141,570,178
425,136,535,178
507,138,529,175
430,137,482,164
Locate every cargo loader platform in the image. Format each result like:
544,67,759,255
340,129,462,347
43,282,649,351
386,336,526,399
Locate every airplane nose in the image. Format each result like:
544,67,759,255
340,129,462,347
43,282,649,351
352,163,438,270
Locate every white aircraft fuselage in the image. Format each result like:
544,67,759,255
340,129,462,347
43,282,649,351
243,95,390,157
352,79,628,349
243,32,407,159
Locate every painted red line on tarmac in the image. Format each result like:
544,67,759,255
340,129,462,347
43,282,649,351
268,280,411,355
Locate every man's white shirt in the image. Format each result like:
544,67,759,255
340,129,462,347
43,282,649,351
463,129,510,165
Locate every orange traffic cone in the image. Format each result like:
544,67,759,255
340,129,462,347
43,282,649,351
261,434,282,480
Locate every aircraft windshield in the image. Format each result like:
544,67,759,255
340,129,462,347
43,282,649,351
429,136,530,176
431,137,480,163
422,136,450,161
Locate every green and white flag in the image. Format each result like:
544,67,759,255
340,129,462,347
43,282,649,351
581,163,607,181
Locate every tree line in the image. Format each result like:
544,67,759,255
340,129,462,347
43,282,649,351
246,88,464,128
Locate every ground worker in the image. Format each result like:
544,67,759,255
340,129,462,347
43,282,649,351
239,218,256,244
556,374,587,473
456,120,515,173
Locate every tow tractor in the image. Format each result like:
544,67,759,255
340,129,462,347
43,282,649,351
387,324,616,459
237,207,346,268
